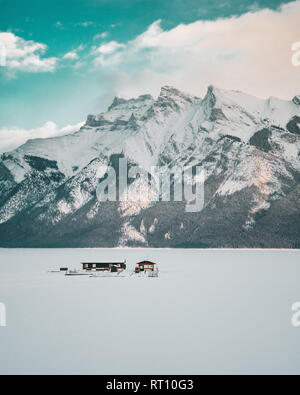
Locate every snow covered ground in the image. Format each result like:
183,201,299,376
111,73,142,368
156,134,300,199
0,248,300,374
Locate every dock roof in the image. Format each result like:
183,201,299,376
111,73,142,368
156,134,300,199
137,260,156,265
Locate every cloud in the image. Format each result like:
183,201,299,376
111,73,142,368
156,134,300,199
247,2,262,12
94,41,125,55
0,32,58,72
93,32,108,40
91,1,300,100
62,45,85,64
92,40,126,66
73,60,86,69
63,51,79,60
55,21,64,29
0,121,84,154
77,21,94,27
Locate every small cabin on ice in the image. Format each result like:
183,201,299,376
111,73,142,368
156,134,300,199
135,260,156,273
82,261,126,272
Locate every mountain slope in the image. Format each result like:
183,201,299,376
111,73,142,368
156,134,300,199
0,85,300,248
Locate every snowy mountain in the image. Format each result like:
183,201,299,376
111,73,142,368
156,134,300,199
1,85,300,248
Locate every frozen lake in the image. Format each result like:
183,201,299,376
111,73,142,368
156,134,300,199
0,248,300,375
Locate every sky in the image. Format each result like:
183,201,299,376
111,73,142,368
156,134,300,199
0,0,300,151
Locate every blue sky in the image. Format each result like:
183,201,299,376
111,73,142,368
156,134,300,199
0,0,299,132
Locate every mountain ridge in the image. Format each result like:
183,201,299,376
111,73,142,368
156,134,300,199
1,85,300,248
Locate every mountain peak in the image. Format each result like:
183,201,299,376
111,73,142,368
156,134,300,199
202,85,220,109
204,85,241,102
207,84,220,93
293,95,300,106
157,86,200,109
108,94,154,112
203,85,231,108
108,97,129,111
159,85,198,99
159,85,181,96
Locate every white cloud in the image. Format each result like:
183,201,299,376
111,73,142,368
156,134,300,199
94,41,125,55
63,50,79,60
93,32,108,40
73,60,86,69
247,2,261,12
92,1,300,100
55,21,64,29
0,121,84,154
63,45,85,63
77,21,93,27
0,32,58,72
92,40,126,67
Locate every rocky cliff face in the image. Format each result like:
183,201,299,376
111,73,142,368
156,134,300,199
0,85,300,248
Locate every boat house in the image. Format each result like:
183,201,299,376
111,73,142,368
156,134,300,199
135,260,156,273
82,261,126,272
